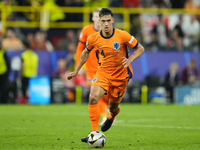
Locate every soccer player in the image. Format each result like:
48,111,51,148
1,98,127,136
66,8,145,142
76,8,108,125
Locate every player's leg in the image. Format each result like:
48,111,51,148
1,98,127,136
101,79,127,132
99,96,107,126
87,71,108,126
108,101,121,121
101,101,121,132
81,72,109,142
89,85,105,131
81,85,105,143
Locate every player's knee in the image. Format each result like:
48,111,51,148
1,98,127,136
89,93,98,105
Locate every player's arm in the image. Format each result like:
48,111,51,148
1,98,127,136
122,31,145,67
122,44,145,68
66,48,90,80
76,28,87,67
75,41,85,66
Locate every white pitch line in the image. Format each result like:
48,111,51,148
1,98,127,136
127,118,173,122
114,123,200,130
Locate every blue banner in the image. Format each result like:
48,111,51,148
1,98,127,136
175,85,200,105
29,76,51,104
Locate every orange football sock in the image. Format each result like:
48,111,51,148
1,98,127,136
99,97,107,118
108,105,121,121
89,104,100,131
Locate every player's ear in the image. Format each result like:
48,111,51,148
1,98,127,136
112,17,114,23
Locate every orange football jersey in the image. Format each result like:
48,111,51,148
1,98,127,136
75,24,99,72
86,28,138,79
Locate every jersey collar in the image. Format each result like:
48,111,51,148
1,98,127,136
100,28,115,39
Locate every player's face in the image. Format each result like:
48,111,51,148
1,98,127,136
92,12,100,26
99,14,114,34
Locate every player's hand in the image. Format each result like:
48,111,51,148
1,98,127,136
65,71,78,80
122,57,131,68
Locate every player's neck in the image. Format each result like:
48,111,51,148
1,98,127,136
102,28,113,37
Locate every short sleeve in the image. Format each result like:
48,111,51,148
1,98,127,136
86,35,94,51
123,31,138,49
79,28,87,44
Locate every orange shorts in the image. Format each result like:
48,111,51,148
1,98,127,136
86,71,96,87
91,72,129,103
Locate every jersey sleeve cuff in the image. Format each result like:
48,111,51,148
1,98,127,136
132,42,139,49
79,40,86,45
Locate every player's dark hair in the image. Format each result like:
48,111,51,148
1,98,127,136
99,8,113,18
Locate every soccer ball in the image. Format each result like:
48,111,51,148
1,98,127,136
87,131,106,148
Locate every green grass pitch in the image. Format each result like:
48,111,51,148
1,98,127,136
0,104,200,150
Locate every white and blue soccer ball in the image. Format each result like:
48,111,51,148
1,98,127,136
87,131,106,148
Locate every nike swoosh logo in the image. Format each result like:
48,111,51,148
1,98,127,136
97,46,102,48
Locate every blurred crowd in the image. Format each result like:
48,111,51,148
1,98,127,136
163,59,199,103
0,0,199,52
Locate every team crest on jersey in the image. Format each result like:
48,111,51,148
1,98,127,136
92,78,97,83
113,42,120,52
